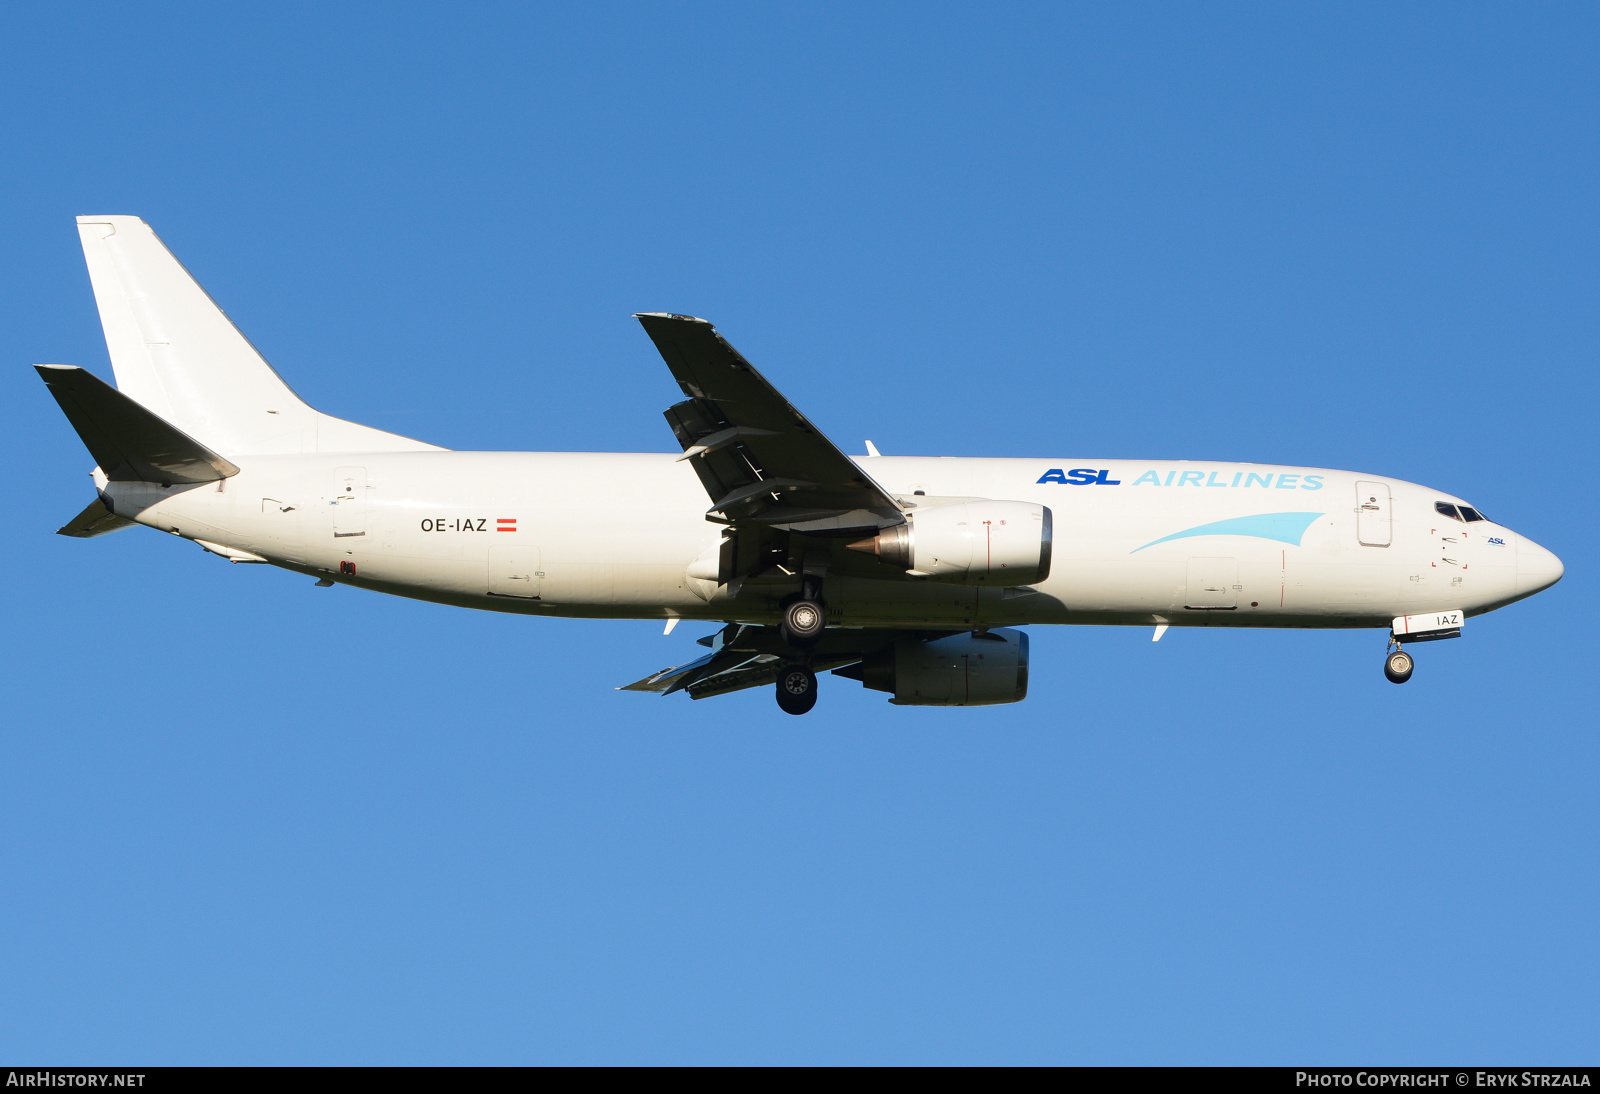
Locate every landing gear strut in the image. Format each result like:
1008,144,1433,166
1384,640,1414,684
776,665,818,715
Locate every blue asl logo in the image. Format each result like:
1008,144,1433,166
1037,468,1120,486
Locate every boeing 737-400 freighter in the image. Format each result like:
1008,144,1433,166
37,217,1564,714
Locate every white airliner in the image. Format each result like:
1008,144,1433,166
39,216,1563,714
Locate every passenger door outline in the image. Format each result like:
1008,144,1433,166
1356,480,1392,547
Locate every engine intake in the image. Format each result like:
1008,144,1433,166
836,629,1030,706
848,501,1051,586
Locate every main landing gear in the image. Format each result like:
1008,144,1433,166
776,578,826,713
1384,640,1415,684
776,665,818,715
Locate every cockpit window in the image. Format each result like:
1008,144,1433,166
1459,506,1487,523
1435,502,1463,522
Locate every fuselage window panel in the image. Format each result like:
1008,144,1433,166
1459,506,1486,522
1435,502,1463,522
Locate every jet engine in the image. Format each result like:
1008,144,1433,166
848,501,1052,586
835,629,1030,706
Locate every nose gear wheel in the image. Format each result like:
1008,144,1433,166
1384,649,1414,684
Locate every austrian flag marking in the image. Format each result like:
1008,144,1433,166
418,516,514,532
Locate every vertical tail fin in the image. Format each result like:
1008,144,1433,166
76,216,441,456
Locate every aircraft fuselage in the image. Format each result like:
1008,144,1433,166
104,451,1561,631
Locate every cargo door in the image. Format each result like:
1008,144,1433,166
488,544,541,599
1356,480,1392,547
1185,557,1238,609
332,467,367,538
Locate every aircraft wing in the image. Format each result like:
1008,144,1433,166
617,645,785,699
635,314,903,534
619,624,958,700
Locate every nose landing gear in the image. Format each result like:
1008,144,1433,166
1382,612,1466,682
1384,640,1414,684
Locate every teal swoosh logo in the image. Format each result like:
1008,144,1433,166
1131,511,1325,554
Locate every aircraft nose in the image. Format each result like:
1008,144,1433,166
1516,534,1564,597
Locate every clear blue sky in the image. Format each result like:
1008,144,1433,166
1,2,1594,1064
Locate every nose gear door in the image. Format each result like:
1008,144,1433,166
1356,481,1392,547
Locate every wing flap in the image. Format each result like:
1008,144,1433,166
685,653,865,700
618,647,770,695
620,625,968,701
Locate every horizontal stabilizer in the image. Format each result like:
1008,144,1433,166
36,365,240,483
57,496,136,538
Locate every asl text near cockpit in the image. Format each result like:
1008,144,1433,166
36,217,1565,714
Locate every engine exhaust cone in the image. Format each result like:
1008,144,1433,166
848,523,912,569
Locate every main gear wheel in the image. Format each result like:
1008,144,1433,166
780,598,826,649
775,665,818,715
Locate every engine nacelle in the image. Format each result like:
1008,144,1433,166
848,501,1052,586
836,629,1030,707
